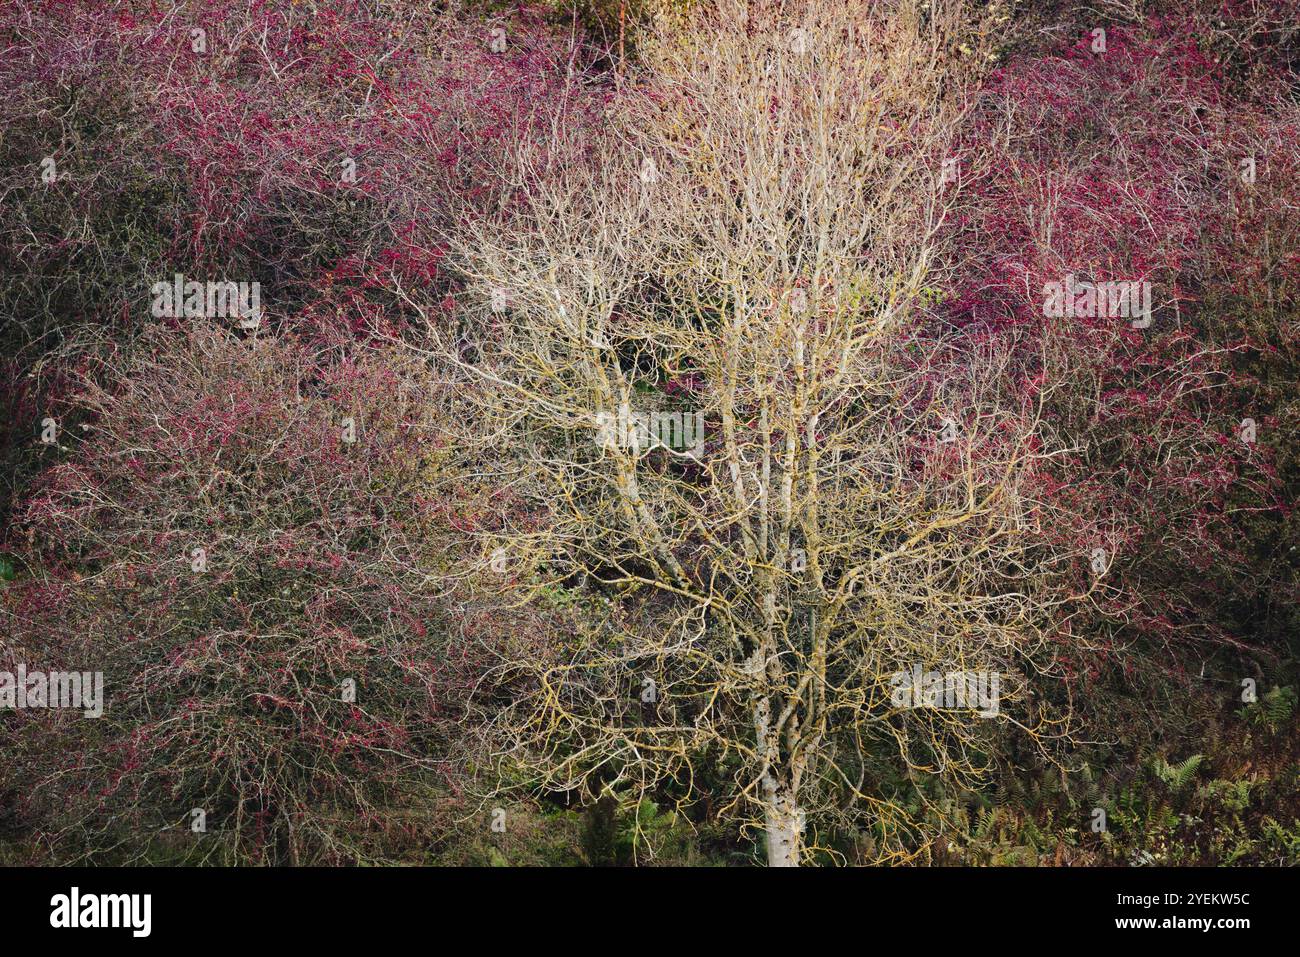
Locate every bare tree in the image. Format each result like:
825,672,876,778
436,0,1079,865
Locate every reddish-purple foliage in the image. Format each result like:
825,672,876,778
1,324,494,862
0,0,603,509
946,21,1297,687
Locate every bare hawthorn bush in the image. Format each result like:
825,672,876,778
0,323,476,864
0,0,597,525
436,0,1083,865
947,20,1294,740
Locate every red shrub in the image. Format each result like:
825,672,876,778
947,20,1296,694
1,324,478,863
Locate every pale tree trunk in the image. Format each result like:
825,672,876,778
762,777,802,866
755,666,804,866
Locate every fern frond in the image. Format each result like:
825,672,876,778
1153,754,1204,793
